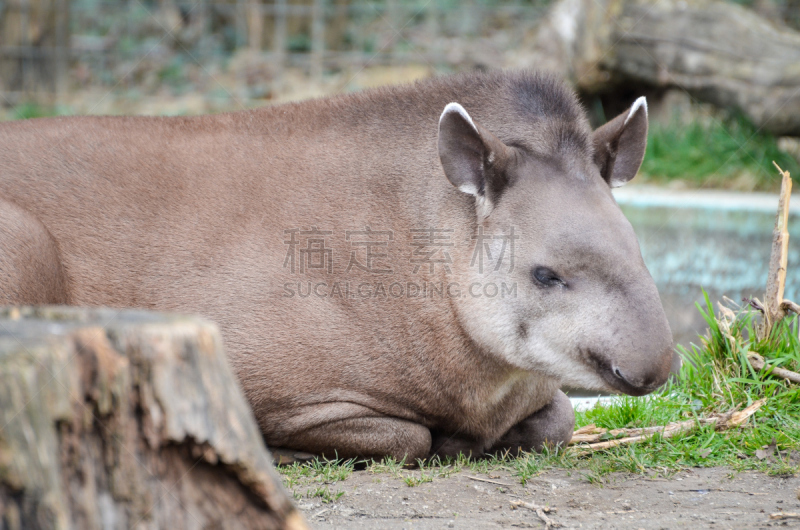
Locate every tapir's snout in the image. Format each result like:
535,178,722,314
589,324,676,397
608,351,673,396
598,263,678,396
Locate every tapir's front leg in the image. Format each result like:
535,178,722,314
288,416,432,462
429,433,487,459
490,390,574,455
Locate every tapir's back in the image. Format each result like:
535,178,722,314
1,114,262,307
0,82,453,308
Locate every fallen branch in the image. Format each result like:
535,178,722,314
747,353,800,384
510,500,559,528
569,400,765,454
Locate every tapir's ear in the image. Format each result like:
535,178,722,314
438,102,510,215
591,97,648,188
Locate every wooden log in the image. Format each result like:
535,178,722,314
528,0,800,136
0,306,306,530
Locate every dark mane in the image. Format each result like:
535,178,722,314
252,69,592,159
377,69,592,157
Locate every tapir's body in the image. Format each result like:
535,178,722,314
0,71,676,459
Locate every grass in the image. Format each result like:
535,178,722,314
5,102,64,121
640,112,800,191
280,457,356,501
278,292,800,499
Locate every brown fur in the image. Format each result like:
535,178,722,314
0,71,674,459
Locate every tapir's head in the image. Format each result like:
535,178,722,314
437,82,677,396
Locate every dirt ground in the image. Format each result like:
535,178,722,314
294,467,800,529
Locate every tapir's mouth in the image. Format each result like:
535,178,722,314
584,350,660,397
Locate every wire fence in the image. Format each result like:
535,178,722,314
0,0,553,104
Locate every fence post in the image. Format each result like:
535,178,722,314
248,0,263,50
19,0,31,94
311,0,325,80
236,0,247,49
273,0,287,83
426,1,438,64
54,0,69,103
387,0,398,66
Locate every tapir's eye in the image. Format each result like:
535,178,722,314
532,266,565,288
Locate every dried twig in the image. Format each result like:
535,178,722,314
747,352,800,384
510,500,555,513
781,299,800,315
510,500,559,528
535,508,558,528
770,512,800,520
569,400,766,454
763,162,792,336
743,297,765,313
466,475,513,487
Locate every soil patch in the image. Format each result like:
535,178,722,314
295,467,800,529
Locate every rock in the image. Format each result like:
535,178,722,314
778,137,800,164
527,0,800,136
0,306,306,530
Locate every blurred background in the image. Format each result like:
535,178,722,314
1,0,800,345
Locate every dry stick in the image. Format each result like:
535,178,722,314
510,500,558,528
764,162,792,334
568,400,766,454
510,500,555,513
570,423,694,445
782,299,800,314
466,475,513,487
571,422,702,446
748,164,799,374
770,512,800,520
535,507,558,529
572,424,599,436
747,352,800,384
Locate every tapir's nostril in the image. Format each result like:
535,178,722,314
609,363,665,395
591,352,667,396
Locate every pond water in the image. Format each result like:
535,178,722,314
615,186,800,347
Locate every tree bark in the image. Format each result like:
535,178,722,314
527,0,800,136
0,306,306,530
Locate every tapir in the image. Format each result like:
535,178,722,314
0,70,677,460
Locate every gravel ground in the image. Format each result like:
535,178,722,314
294,467,800,529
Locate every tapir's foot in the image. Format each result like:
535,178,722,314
490,389,575,455
283,416,432,462
429,433,487,459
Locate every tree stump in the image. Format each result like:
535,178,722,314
0,306,306,530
